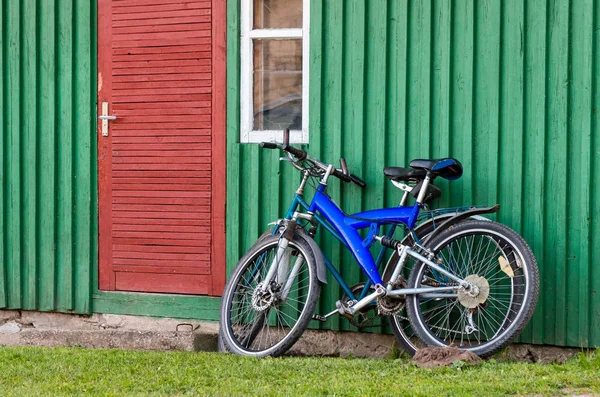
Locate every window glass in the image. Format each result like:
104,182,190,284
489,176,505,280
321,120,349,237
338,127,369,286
253,0,303,29
253,39,302,131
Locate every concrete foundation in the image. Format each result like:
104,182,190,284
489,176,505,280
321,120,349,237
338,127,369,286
0,310,584,362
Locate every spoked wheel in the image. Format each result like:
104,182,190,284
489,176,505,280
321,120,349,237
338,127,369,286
406,220,539,358
220,234,321,357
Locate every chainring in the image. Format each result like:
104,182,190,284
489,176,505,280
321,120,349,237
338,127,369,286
340,279,407,328
376,277,407,316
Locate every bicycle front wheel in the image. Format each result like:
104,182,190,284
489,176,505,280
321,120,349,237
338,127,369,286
406,220,539,358
220,234,321,357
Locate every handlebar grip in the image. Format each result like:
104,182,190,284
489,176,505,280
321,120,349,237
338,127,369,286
332,168,352,183
350,174,367,188
260,142,279,149
282,144,307,161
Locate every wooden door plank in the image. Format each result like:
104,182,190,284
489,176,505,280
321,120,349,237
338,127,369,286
112,16,211,28
112,44,211,55
113,9,211,22
210,0,227,296
98,0,115,290
115,273,211,295
113,3,211,15
114,244,209,253
112,0,210,8
113,264,211,274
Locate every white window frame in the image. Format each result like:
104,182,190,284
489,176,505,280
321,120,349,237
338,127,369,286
240,0,310,144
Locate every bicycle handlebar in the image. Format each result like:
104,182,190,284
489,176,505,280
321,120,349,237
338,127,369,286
281,144,307,161
349,174,367,188
259,139,366,188
259,142,279,150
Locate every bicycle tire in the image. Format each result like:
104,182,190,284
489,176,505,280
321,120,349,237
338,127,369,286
405,220,539,358
220,233,321,357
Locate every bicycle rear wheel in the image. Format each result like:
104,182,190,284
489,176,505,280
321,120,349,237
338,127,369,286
220,234,321,357
406,220,539,358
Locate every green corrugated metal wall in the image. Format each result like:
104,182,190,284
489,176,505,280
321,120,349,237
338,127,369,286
227,0,600,347
0,0,97,314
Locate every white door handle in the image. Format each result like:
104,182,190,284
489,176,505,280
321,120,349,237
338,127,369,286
99,102,116,136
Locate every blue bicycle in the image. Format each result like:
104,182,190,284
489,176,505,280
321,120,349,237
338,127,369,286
220,131,539,358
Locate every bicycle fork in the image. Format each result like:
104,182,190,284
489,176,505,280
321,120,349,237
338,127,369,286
259,234,305,302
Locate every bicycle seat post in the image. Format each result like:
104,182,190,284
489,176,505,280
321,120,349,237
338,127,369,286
415,173,433,204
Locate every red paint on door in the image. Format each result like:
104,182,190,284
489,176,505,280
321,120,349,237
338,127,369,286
98,0,226,296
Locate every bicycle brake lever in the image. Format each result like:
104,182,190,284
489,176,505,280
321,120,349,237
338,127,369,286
279,157,293,162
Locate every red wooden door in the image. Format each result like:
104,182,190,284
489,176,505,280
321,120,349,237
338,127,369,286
97,0,226,295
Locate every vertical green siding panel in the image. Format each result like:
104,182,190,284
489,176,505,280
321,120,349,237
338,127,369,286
591,0,600,347
1,0,95,314
56,0,74,311
430,0,451,202
406,0,431,161
498,0,524,233
449,1,474,206
364,0,387,222
6,0,22,309
499,0,527,341
522,0,547,345
38,0,56,311
0,0,6,308
567,0,594,347
545,0,570,346
473,0,501,209
227,0,600,347
384,0,409,209
21,0,37,310
73,0,92,314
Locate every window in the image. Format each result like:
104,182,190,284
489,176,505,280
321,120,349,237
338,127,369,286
240,0,309,143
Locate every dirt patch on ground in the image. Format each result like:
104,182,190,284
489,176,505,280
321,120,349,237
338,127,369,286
497,344,581,364
412,346,481,369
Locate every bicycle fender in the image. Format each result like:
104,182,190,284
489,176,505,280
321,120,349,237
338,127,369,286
290,229,328,285
422,204,500,246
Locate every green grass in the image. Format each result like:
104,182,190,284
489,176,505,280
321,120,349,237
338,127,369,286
0,347,599,396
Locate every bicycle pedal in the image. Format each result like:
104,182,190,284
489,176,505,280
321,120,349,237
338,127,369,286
335,300,354,320
341,312,354,321
312,314,327,322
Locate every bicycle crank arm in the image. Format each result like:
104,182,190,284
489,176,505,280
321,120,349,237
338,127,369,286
312,308,339,322
346,284,386,315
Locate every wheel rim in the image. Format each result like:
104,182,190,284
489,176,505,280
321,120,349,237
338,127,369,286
412,228,530,350
391,309,427,353
225,240,314,354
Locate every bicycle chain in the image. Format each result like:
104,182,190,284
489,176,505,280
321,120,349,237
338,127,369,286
349,312,464,336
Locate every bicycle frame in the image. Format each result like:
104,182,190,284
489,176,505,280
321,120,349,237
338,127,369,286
275,180,470,307
308,185,419,286
278,191,404,302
